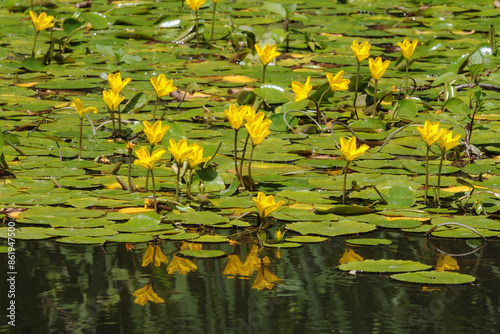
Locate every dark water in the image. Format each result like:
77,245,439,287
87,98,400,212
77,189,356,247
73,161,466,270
2,229,500,334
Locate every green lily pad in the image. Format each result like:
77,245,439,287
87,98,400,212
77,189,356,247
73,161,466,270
105,234,153,243
346,238,392,246
159,232,199,241
391,271,476,284
178,250,227,259
338,259,432,273
43,228,117,237
56,236,107,244
285,236,328,243
0,227,53,240
263,242,302,248
286,220,376,237
431,227,498,239
191,235,230,243
315,205,374,216
110,212,173,233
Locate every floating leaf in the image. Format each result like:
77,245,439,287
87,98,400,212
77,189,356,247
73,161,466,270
178,250,227,259
338,259,432,273
264,242,302,248
391,271,476,284
286,220,376,237
346,238,392,246
56,236,107,244
285,236,328,243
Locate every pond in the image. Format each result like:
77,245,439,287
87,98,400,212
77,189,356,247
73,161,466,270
1,0,500,332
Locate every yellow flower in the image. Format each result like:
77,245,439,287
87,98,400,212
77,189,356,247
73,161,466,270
108,72,132,93
141,243,169,267
291,76,312,102
126,141,135,152
368,57,391,81
186,0,206,11
351,40,371,63
29,11,54,32
143,120,170,145
71,98,98,119
244,109,264,124
326,70,350,91
255,44,281,66
245,116,272,146
133,284,164,306
224,104,250,130
151,74,177,98
222,254,247,278
340,136,369,162
438,128,461,153
417,120,444,147
187,144,211,169
339,249,363,264
397,38,418,60
252,266,281,290
167,255,198,274
168,138,196,164
103,89,125,111
435,255,459,272
253,192,285,219
134,146,165,170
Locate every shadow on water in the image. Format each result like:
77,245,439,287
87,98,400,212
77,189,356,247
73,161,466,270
2,230,500,334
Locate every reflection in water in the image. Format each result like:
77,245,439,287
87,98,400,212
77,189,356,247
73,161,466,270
435,254,460,272
167,255,198,274
251,264,282,291
7,232,500,333
133,283,165,306
339,249,363,264
141,242,168,267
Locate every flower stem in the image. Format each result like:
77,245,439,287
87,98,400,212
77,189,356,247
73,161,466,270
404,60,409,99
210,2,217,40
78,117,83,159
175,167,180,202
248,144,256,192
128,151,134,193
424,146,430,206
152,96,159,122
145,144,154,191
353,62,360,119
437,153,444,206
195,10,200,48
151,169,157,212
262,64,267,83
117,105,122,138
233,129,242,184
32,31,39,58
342,160,351,205
109,107,116,138
372,79,378,116
239,133,250,181
186,169,193,199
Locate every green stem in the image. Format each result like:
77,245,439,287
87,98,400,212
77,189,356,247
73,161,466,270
342,160,350,205
153,96,159,122
248,144,256,192
262,64,267,83
437,152,444,206
239,133,250,180
32,31,39,58
175,167,180,202
151,169,157,212
145,144,154,191
186,169,193,199
78,117,83,159
424,146,430,206
62,26,85,54
210,2,217,40
404,60,409,99
233,129,242,183
195,10,200,48
316,86,331,125
128,151,134,193
372,79,378,116
353,62,360,119
109,107,116,138
117,105,122,138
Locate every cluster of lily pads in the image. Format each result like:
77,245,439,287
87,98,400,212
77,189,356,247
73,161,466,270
1,0,500,291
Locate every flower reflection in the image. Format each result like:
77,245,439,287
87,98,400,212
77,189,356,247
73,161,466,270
243,245,270,275
339,249,363,264
180,241,203,251
167,255,198,274
133,283,164,306
252,266,282,291
142,243,168,267
435,255,459,272
222,255,248,279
